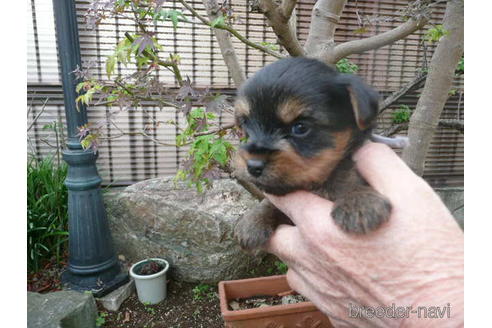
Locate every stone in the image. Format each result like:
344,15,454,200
97,279,135,312
104,177,263,283
229,300,240,311
281,295,299,305
281,294,307,305
435,187,464,229
27,290,97,328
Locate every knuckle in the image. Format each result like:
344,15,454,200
286,269,298,289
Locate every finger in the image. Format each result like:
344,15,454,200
264,224,301,264
286,269,355,328
353,142,429,200
265,191,334,230
286,269,305,292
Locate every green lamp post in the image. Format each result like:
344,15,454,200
52,0,128,297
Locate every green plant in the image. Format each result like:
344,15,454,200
336,58,359,74
259,41,280,52
175,108,235,192
192,283,215,300
142,302,156,314
392,104,412,124
456,56,464,74
96,311,108,327
425,24,449,43
274,261,288,275
27,156,69,272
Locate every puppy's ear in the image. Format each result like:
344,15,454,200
339,74,379,130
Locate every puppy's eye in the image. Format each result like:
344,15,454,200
291,122,310,137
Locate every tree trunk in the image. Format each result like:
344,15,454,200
401,0,463,176
304,0,347,61
202,0,245,87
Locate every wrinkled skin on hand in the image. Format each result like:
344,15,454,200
265,142,464,328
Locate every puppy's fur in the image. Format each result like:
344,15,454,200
233,57,392,250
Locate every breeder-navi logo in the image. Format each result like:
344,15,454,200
349,303,451,319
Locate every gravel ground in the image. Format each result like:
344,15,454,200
29,254,286,328
97,280,224,328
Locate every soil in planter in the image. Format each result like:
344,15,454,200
229,293,308,311
134,260,164,275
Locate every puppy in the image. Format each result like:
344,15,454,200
233,57,392,250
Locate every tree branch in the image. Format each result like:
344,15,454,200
438,119,464,134
107,118,178,147
380,123,408,137
202,0,246,87
332,16,428,62
379,72,427,113
380,119,464,137
304,0,347,60
124,32,184,86
258,0,305,57
193,122,235,137
27,97,50,132
281,0,297,18
178,0,283,59
222,165,265,201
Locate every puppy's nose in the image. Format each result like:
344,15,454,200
247,159,265,177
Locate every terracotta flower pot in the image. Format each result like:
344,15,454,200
219,275,333,328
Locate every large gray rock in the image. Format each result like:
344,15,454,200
435,187,464,229
104,177,261,283
104,178,464,284
27,291,97,328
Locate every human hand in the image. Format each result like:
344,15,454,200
265,142,464,328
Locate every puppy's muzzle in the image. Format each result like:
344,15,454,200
246,159,265,177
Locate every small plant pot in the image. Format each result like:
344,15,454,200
219,275,333,328
130,258,170,304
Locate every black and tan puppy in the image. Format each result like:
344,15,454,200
233,57,392,250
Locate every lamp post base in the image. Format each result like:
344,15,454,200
62,263,129,298
61,148,130,298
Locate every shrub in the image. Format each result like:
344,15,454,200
392,104,412,124
192,283,215,300
336,58,359,74
27,156,69,272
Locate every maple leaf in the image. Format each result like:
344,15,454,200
133,34,155,56
205,94,229,113
176,77,198,100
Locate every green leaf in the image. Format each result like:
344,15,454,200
43,122,55,131
211,16,226,28
353,26,369,34
106,55,116,79
155,9,187,30
259,41,279,51
76,82,86,93
336,58,359,74
456,56,464,74
80,137,91,150
425,25,449,43
136,56,149,68
392,104,412,124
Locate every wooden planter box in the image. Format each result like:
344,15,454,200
219,275,333,328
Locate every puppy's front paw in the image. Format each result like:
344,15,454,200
234,213,274,251
331,191,391,234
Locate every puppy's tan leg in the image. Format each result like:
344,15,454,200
331,186,391,234
234,199,291,251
